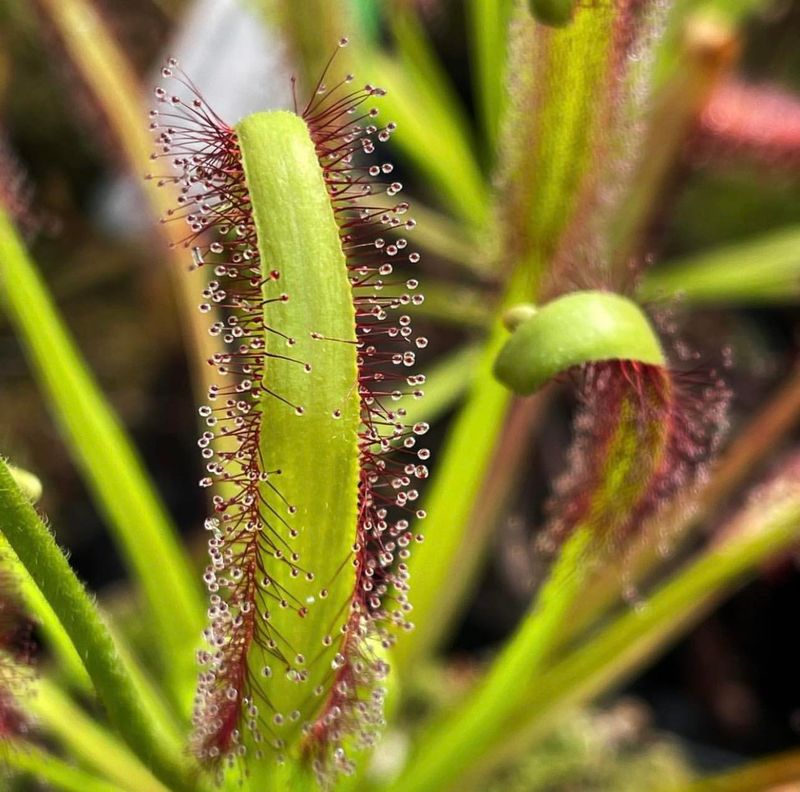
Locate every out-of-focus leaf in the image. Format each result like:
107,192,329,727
415,280,493,329
467,0,514,158
35,0,220,406
0,743,120,792
0,210,203,708
640,226,800,303
611,12,739,273
393,529,592,792
359,12,489,228
29,679,172,792
395,268,531,672
399,344,482,428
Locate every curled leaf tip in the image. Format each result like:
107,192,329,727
493,290,664,395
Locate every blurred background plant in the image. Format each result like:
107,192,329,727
1,0,800,790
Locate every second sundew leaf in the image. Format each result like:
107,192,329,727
499,0,616,281
152,48,428,782
399,342,729,792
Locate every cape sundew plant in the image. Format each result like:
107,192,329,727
149,43,429,779
2,1,800,791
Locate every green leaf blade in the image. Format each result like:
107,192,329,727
237,111,362,747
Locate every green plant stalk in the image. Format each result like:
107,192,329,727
237,110,361,750
0,210,203,704
394,528,593,792
2,520,184,744
473,491,800,784
0,460,195,792
395,266,531,671
399,357,673,791
640,225,800,304
0,743,121,792
29,678,172,792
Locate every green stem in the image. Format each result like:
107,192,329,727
392,529,592,792
0,459,195,791
395,267,531,671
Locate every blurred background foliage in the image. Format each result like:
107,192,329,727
2,0,800,789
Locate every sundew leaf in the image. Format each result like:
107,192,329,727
0,460,195,792
498,0,618,286
494,291,665,394
237,109,362,756
0,209,203,705
152,51,428,782
498,0,671,293
396,284,729,790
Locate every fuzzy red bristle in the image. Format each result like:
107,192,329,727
149,45,428,780
539,358,729,560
